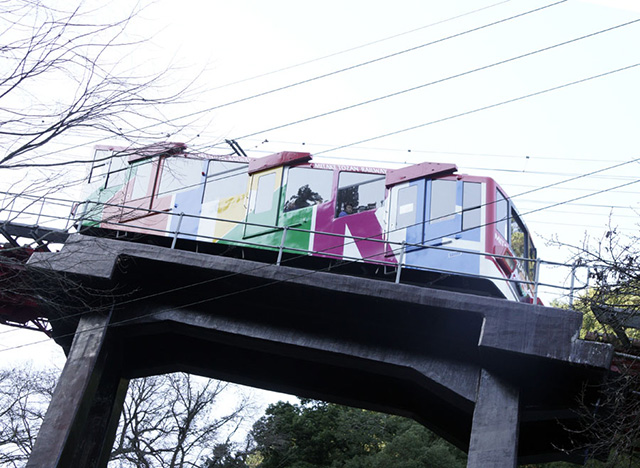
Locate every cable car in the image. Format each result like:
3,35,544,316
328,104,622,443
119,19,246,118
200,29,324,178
77,144,539,302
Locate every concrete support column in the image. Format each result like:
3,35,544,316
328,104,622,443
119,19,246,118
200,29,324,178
467,369,520,468
27,312,129,468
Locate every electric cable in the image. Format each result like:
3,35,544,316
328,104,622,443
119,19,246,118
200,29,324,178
257,140,630,165
231,18,640,142
313,62,640,156
206,0,514,92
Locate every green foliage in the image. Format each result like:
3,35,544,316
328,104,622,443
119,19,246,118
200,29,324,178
247,399,466,468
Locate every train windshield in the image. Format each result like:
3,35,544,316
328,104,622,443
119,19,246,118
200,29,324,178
336,172,385,217
283,167,332,212
510,207,537,279
159,158,202,197
203,160,248,203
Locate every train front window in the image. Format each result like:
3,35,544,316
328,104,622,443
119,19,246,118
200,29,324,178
336,172,385,217
158,157,203,197
462,182,481,230
528,244,537,278
284,167,332,212
496,189,508,239
510,209,527,259
430,180,456,223
203,160,248,203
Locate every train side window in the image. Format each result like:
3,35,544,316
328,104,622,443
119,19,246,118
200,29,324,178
396,184,418,228
89,149,111,183
104,157,128,189
253,172,277,214
129,160,154,200
510,209,527,259
203,160,248,203
430,180,456,223
158,157,203,197
496,189,508,239
336,172,385,217
462,182,481,230
283,167,332,212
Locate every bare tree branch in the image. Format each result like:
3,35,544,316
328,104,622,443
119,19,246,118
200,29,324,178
0,0,195,169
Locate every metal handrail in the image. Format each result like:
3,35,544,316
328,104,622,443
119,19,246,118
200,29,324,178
1,192,590,303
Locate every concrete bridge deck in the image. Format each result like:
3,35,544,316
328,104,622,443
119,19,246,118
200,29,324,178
26,234,612,467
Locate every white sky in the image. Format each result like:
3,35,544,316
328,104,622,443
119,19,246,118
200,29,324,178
1,0,639,403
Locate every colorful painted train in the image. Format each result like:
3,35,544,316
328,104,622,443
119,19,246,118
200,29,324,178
78,143,539,301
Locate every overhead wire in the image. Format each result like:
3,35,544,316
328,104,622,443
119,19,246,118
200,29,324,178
160,1,569,128
232,18,640,142
313,62,640,156
206,0,514,91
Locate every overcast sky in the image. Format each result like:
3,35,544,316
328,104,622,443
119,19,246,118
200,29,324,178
1,0,639,396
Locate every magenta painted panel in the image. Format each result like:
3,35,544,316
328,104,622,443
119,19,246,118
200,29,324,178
312,203,387,264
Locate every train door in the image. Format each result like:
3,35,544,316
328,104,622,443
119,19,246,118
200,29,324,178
330,171,387,261
279,166,333,252
244,167,283,238
425,179,462,244
387,180,426,255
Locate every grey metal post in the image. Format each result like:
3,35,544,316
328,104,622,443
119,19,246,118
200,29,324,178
277,227,288,266
467,369,520,468
533,257,541,304
395,242,406,284
171,212,184,249
569,262,577,308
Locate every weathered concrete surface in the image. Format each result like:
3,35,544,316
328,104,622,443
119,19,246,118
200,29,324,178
26,312,129,468
468,370,520,468
28,234,613,465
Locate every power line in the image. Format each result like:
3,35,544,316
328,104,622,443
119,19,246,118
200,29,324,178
243,138,631,166
523,179,640,218
170,1,569,124
232,18,640,142
314,62,640,155
206,0,514,92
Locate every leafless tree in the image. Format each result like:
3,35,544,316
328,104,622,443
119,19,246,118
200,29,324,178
110,373,253,468
0,0,199,335
0,365,58,468
0,0,193,170
0,367,255,468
